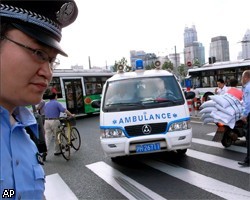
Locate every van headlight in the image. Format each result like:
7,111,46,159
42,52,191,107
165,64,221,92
168,120,191,132
101,128,125,138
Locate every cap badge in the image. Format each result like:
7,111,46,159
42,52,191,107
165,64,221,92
57,2,75,26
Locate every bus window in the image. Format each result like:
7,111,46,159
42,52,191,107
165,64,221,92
84,76,109,95
43,77,62,99
209,76,216,87
202,77,209,87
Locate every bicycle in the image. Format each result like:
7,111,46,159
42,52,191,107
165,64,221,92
57,116,81,160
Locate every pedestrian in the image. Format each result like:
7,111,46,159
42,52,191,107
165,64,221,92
44,93,75,157
36,99,46,127
191,85,200,116
37,99,46,115
226,78,243,101
238,70,250,166
0,0,78,199
215,78,228,95
51,83,58,95
192,85,200,99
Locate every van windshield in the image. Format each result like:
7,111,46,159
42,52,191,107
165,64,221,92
103,76,185,112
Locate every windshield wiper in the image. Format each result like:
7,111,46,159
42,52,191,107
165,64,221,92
140,97,176,104
155,99,175,103
105,102,142,106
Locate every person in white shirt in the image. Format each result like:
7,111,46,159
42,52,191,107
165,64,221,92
192,85,200,98
215,79,228,95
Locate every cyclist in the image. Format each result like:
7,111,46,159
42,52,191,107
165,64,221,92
44,93,75,158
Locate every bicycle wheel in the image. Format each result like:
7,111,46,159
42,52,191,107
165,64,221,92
71,127,81,151
58,131,71,160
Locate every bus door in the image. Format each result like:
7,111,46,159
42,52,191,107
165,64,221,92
63,79,84,115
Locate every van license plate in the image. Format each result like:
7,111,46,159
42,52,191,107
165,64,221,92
136,143,161,153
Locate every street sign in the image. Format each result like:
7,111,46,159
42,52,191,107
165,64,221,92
187,61,192,67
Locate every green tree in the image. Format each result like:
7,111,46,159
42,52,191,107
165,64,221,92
112,57,131,72
144,62,155,70
176,64,188,87
193,58,201,67
177,64,187,78
145,53,157,69
162,61,174,72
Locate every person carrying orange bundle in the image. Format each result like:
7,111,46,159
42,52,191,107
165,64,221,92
226,79,243,101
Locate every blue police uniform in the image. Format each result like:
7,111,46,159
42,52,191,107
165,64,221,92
242,81,250,118
0,0,78,198
238,75,250,166
0,106,45,199
0,0,78,199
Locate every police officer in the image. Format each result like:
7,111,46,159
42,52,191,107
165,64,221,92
0,1,78,199
238,70,250,166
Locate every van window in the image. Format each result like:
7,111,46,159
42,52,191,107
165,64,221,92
103,76,184,112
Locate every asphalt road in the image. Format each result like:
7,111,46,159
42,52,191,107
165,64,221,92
43,114,250,200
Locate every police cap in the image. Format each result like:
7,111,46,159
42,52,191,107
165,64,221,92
0,0,78,56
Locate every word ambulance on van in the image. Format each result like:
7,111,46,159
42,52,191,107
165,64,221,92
93,59,195,160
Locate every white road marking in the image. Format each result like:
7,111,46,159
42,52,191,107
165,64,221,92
207,132,216,136
44,173,78,200
206,132,246,142
86,161,166,200
186,149,250,174
192,137,247,153
142,160,250,200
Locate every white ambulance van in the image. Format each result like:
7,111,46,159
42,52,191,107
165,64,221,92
93,60,195,160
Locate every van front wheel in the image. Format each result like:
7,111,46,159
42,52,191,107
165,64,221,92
111,156,123,162
176,149,187,155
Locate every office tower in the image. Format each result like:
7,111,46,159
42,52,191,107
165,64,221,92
169,53,180,68
184,25,197,47
241,29,250,59
209,36,230,62
183,25,205,66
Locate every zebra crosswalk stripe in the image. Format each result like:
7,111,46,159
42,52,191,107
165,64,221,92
86,161,167,200
44,173,78,200
187,149,250,174
192,137,247,153
142,159,250,200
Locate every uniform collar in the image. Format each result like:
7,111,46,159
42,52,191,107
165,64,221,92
12,106,37,126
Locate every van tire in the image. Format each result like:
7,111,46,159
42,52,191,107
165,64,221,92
221,133,232,147
176,149,187,155
111,156,122,162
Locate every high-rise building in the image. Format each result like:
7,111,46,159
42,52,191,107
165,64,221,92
184,25,197,47
130,50,157,68
183,25,205,66
169,53,180,68
209,36,230,62
241,29,250,59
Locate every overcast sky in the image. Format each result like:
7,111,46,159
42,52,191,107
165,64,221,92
58,0,250,69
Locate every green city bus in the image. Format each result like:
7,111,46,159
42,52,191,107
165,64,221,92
43,68,114,116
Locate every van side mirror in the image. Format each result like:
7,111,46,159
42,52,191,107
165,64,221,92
91,100,101,108
185,91,195,100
